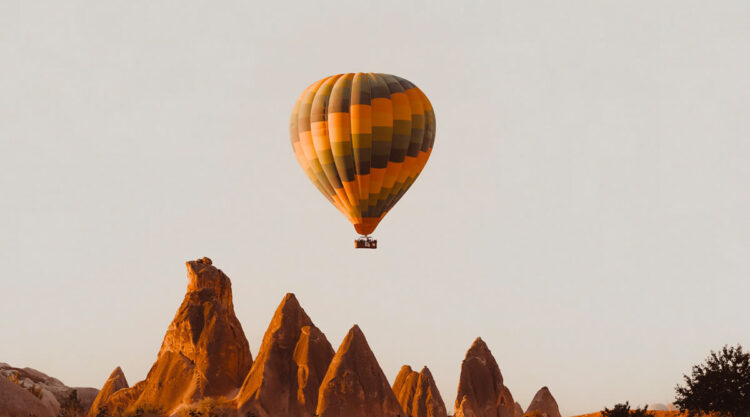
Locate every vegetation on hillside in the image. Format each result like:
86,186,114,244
602,402,652,417
177,397,234,417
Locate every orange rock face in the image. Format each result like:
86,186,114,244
81,258,561,417
86,367,129,417
393,365,448,417
393,365,420,415
97,258,253,415
413,366,448,417
236,293,334,417
316,325,405,417
454,337,517,417
525,387,561,417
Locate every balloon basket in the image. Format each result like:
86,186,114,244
355,236,377,249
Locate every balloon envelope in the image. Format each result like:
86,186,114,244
290,73,435,235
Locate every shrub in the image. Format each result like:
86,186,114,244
177,397,233,417
601,402,652,417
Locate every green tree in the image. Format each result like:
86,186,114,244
601,402,652,417
675,344,750,417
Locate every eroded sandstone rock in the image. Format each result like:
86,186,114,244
316,325,404,417
394,365,448,417
525,387,561,417
0,363,98,417
95,258,253,415
454,337,516,417
236,293,334,417
86,367,129,417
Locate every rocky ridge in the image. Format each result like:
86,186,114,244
0,362,98,417
4,257,562,417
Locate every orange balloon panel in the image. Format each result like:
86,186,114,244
290,73,435,236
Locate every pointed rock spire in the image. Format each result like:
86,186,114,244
94,258,253,415
525,387,561,417
86,367,129,417
412,366,448,417
454,337,517,417
393,365,420,415
393,365,448,417
316,325,405,417
237,293,334,417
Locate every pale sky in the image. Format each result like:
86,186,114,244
1,1,748,416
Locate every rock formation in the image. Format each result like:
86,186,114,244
393,365,448,417
393,365,420,415
525,387,561,417
454,337,517,417
0,362,98,417
0,375,56,417
236,293,334,417
95,257,253,415
413,366,448,417
5,255,573,417
86,367,129,417
316,325,405,417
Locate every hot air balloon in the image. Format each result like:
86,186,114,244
289,73,436,248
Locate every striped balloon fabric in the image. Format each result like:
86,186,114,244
290,73,436,237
